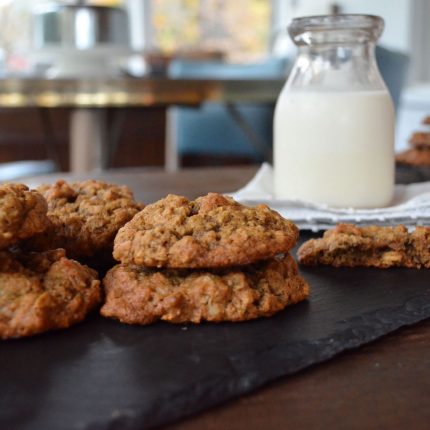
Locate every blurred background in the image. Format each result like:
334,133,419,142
0,0,428,176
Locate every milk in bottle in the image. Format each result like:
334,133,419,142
274,15,395,208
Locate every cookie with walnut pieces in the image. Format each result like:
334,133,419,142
298,223,430,268
0,248,100,339
409,131,430,148
113,193,299,268
26,180,143,261
396,148,430,166
101,253,309,324
0,183,49,250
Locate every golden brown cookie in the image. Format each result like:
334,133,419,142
113,193,299,268
298,223,430,268
101,254,309,324
409,226,430,267
26,180,143,260
422,116,430,125
409,132,430,148
396,148,430,166
0,183,49,250
0,248,101,339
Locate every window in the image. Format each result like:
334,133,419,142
0,0,126,70
0,0,273,68
0,1,31,58
150,0,272,62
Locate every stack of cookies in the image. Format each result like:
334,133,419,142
101,193,310,324
0,183,100,339
396,116,430,167
0,179,143,339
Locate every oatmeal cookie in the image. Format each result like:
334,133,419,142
298,223,430,268
113,193,298,268
396,148,430,166
101,254,309,324
409,132,430,148
409,226,430,267
0,248,101,339
27,180,143,260
0,183,49,250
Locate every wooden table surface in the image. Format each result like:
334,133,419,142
0,76,284,108
25,166,430,430
0,76,284,173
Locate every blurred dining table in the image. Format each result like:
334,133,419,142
0,76,284,173
22,165,430,430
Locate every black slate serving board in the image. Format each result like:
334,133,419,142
1,235,430,430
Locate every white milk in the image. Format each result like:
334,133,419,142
274,89,395,208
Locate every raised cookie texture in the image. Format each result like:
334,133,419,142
27,180,143,260
298,223,430,268
0,183,49,249
0,248,101,339
113,193,298,268
410,226,430,267
101,254,309,324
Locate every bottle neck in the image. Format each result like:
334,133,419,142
287,41,386,92
299,42,376,66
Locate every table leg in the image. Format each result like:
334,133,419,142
38,108,62,171
70,108,107,173
165,108,179,171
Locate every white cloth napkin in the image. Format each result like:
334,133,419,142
231,163,430,231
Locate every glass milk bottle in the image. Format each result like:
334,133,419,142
274,15,395,208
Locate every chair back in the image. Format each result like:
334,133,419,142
167,57,289,164
168,57,289,79
376,46,409,111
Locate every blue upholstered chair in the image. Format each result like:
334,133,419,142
376,46,409,111
168,58,290,166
